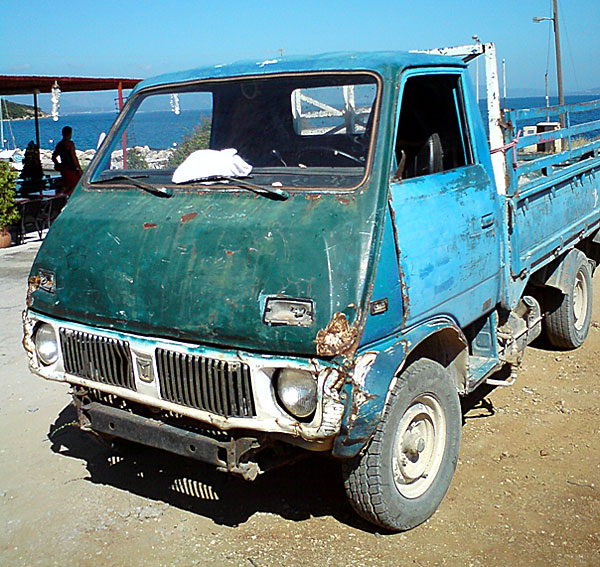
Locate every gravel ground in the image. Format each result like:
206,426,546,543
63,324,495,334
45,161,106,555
1,242,598,567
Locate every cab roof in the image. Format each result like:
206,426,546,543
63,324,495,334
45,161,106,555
133,51,465,93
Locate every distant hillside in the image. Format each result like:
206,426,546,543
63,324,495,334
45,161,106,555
1,100,50,120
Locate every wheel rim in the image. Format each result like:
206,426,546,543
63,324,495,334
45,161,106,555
573,269,589,331
392,394,446,499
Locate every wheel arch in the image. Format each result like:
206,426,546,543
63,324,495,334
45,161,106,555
532,248,590,294
400,323,469,395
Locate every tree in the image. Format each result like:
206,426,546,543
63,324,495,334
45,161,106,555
0,162,20,229
127,148,149,170
167,119,211,168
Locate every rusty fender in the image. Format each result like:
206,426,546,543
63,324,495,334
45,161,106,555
332,338,407,458
332,318,467,458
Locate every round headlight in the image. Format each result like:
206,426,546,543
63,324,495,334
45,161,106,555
276,368,318,419
34,323,58,365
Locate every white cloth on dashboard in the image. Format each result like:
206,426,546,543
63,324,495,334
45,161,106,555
171,148,252,184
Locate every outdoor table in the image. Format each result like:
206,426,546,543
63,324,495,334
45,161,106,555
14,193,68,245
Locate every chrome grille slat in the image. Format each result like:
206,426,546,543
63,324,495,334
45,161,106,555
190,357,200,409
181,355,192,406
200,357,210,411
208,359,219,414
228,363,238,416
156,349,256,418
242,365,256,416
59,329,135,391
216,360,225,415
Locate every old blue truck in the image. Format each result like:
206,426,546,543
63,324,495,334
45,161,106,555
23,43,600,531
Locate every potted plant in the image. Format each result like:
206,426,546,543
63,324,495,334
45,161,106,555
0,161,20,248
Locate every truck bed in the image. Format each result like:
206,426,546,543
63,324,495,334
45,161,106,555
501,99,600,304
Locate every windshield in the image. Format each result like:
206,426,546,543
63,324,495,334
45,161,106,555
87,73,379,190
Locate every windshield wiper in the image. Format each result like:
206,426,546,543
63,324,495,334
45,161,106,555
90,174,173,198
176,175,289,200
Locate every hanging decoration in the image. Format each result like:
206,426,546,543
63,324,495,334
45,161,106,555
170,93,180,115
51,81,61,121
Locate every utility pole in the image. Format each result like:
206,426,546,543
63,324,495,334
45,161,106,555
552,0,565,113
534,0,566,148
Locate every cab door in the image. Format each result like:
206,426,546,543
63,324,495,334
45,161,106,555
388,70,502,329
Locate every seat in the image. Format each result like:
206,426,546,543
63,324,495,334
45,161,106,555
403,133,444,179
414,133,444,176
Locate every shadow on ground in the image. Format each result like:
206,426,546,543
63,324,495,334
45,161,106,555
47,382,501,533
47,403,372,531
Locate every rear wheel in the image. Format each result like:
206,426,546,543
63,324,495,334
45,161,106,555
545,254,593,349
342,359,461,531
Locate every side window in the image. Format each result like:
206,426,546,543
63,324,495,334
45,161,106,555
394,74,473,180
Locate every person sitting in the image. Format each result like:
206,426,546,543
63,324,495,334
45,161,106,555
52,126,83,196
19,141,44,197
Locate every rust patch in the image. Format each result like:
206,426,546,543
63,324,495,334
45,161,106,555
336,197,351,205
387,198,409,325
225,250,234,256
316,312,359,357
180,212,198,224
26,275,40,309
22,309,36,358
305,194,321,201
143,222,157,229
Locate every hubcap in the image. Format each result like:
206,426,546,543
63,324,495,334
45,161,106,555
392,394,446,499
573,270,588,331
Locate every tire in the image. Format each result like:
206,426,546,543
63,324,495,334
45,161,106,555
545,255,593,349
342,359,461,531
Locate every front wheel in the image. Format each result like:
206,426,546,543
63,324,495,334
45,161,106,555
342,359,461,531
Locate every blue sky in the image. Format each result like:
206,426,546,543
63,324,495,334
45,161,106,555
3,0,600,97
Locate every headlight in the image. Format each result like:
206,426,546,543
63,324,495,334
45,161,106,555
34,323,58,365
275,368,318,419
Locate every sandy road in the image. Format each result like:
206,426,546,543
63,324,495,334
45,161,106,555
1,242,598,567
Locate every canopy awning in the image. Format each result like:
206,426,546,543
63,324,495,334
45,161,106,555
1,75,142,157
0,75,141,96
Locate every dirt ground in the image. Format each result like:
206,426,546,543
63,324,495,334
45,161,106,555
1,242,598,567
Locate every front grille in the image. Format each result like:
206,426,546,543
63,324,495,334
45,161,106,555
156,349,256,418
59,329,135,390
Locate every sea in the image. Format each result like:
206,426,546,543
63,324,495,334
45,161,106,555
3,95,599,152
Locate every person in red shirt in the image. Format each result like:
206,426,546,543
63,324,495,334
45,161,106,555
52,126,83,196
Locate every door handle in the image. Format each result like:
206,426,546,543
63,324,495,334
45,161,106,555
481,213,495,229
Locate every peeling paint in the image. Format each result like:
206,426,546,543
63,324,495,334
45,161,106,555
387,198,409,324
257,59,278,67
315,312,360,357
180,212,198,224
21,310,36,358
26,276,40,309
318,367,346,437
347,351,379,427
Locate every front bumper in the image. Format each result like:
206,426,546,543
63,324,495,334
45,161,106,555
23,310,346,445
78,400,266,480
